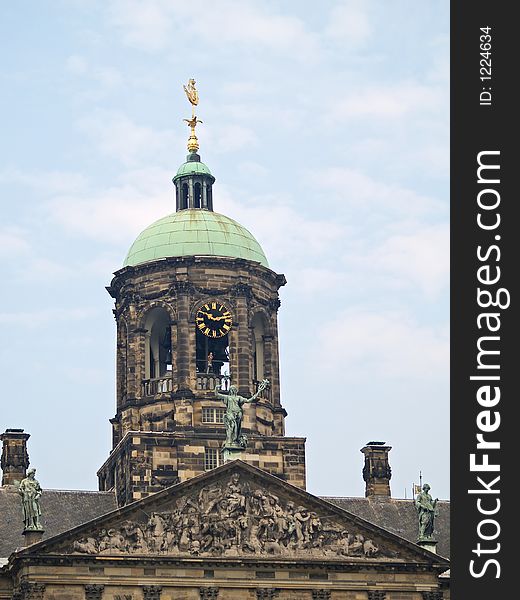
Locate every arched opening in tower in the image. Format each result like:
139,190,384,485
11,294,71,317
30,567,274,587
251,312,266,382
143,307,173,379
196,330,230,377
181,183,189,209
194,182,202,208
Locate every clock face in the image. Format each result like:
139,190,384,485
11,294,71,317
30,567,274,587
196,302,232,338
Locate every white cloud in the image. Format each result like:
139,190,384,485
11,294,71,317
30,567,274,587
216,186,346,263
107,0,319,59
315,310,449,380
0,228,31,258
77,111,177,166
366,224,449,298
325,0,372,45
0,167,88,194
205,123,258,154
308,167,444,219
331,82,443,120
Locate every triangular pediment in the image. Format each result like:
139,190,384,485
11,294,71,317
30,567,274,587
20,461,448,566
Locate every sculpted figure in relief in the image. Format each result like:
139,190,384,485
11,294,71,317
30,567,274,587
69,472,386,559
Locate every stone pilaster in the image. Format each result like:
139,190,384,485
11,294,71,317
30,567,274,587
234,289,252,395
175,282,192,393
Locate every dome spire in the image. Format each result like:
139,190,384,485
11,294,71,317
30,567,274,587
183,78,202,154
173,79,215,212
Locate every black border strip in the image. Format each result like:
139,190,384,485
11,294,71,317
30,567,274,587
451,2,516,597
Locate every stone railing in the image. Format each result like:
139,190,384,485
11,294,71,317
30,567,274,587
142,376,173,397
196,373,230,392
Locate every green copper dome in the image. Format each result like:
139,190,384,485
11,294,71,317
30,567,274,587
124,209,269,268
173,160,213,180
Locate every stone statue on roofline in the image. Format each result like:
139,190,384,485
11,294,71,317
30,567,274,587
415,483,438,541
19,467,44,531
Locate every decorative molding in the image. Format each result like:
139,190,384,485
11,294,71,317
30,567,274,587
368,592,387,600
199,588,219,600
19,582,46,600
311,591,331,600
84,585,104,600
256,590,279,600
142,586,162,600
68,471,391,559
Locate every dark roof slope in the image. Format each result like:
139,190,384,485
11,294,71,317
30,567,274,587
0,487,117,558
324,496,450,559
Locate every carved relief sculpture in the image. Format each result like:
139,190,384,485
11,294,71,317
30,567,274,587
69,472,389,559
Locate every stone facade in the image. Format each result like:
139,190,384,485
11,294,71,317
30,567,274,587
99,255,305,504
0,462,449,600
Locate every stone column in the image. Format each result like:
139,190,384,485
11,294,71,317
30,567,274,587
127,323,145,401
170,320,179,390
174,282,193,394
266,300,281,407
234,287,252,395
1,429,30,486
188,178,194,208
202,181,208,208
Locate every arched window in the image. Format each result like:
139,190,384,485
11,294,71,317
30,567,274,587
181,183,189,209
144,308,172,379
194,182,202,208
251,313,266,381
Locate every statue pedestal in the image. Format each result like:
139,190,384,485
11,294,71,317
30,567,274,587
417,539,437,554
222,445,247,463
23,529,44,546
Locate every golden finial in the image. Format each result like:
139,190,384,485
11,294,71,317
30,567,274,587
183,78,201,153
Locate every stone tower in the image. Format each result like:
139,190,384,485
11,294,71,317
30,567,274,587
98,119,306,506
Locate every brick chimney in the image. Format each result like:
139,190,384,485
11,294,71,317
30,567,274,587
361,441,392,498
1,428,30,486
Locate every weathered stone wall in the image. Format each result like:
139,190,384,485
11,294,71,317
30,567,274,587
100,255,306,504
4,562,447,600
98,432,306,504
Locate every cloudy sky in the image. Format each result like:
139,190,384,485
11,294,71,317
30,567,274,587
0,1,449,499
